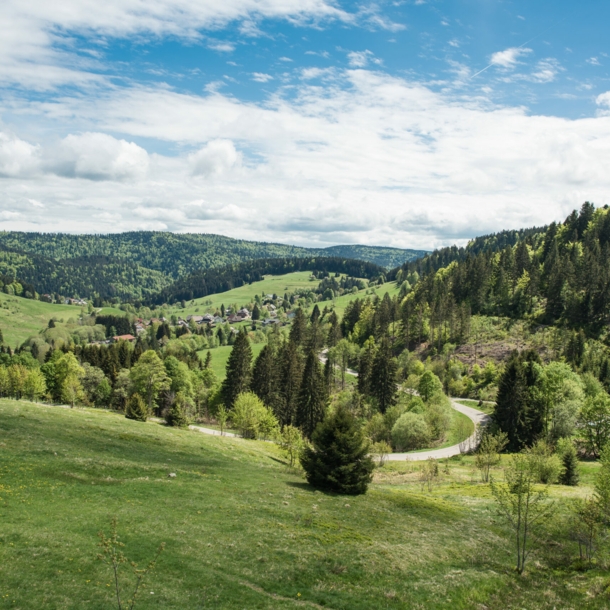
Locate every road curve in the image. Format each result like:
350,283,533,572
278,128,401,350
385,400,490,461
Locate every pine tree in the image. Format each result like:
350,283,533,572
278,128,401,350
310,304,320,323
289,308,307,346
559,444,580,486
252,303,261,320
369,337,397,413
221,328,252,409
296,351,327,438
166,394,189,428
300,404,374,495
278,340,302,426
204,351,212,369
357,337,376,397
251,344,279,411
326,311,341,347
125,393,148,422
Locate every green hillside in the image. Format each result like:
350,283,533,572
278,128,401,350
0,232,426,302
0,399,605,609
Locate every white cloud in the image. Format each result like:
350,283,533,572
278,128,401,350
252,72,273,82
528,58,561,83
208,42,236,53
48,132,149,181
490,47,532,69
188,139,241,177
587,57,601,66
347,50,381,68
0,132,40,177
4,70,610,248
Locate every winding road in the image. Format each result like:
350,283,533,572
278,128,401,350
385,399,490,461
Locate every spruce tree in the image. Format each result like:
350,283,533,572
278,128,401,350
278,339,303,426
327,311,342,347
493,351,530,452
221,328,252,409
289,308,307,346
0,328,3,344
251,344,279,411
296,351,327,438
357,337,376,397
300,404,374,495
369,337,397,413
559,444,580,486
252,303,261,320
204,351,212,369
125,393,147,422
166,394,189,428
310,304,320,323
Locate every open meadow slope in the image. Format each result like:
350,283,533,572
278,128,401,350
0,399,607,610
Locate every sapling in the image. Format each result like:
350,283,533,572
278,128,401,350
97,517,165,610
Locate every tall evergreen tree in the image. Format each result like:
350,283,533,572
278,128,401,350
289,308,307,346
278,339,303,426
300,404,374,495
327,311,342,347
251,344,279,412
296,351,327,438
221,329,252,409
357,337,376,397
310,304,320,323
369,337,397,413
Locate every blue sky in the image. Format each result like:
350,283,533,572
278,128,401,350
0,0,609,250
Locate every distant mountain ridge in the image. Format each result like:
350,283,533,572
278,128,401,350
0,231,427,301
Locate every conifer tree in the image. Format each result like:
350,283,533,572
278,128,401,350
289,308,307,346
251,344,279,411
326,311,341,347
125,393,147,422
252,303,261,320
278,339,303,426
0,328,3,344
296,351,327,438
204,351,212,369
369,337,397,413
300,404,374,495
310,304,320,323
357,337,376,397
221,328,252,409
166,394,189,428
559,444,580,486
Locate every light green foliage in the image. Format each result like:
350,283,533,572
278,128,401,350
418,370,443,402
391,412,431,451
370,440,392,466
22,369,47,402
594,444,610,525
277,425,305,467
163,356,193,397
578,393,610,457
490,453,554,574
475,431,508,483
424,393,452,440
129,350,170,413
527,440,563,485
61,374,85,408
232,392,278,440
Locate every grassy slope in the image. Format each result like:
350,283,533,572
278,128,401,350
0,295,83,346
199,343,266,380
0,400,605,609
169,272,401,320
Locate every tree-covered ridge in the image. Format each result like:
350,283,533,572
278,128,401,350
395,224,547,280
0,247,170,301
0,231,426,278
146,256,387,305
400,203,610,337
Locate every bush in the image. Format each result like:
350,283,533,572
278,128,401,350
166,393,190,428
528,440,563,484
125,393,147,422
391,412,430,451
300,405,374,495
424,396,452,440
232,392,278,439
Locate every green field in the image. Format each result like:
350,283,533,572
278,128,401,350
0,399,606,609
0,295,85,347
199,343,266,380
168,271,401,320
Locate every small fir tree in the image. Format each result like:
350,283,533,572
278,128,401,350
300,404,375,495
166,394,189,428
48,319,56,329
559,443,580,486
204,351,212,369
252,303,261,320
125,393,148,422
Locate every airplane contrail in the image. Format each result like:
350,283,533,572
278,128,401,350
469,19,565,80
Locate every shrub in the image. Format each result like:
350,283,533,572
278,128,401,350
424,396,452,440
528,440,563,484
166,393,190,428
125,393,148,422
300,404,374,495
232,392,278,439
391,412,430,451
559,442,580,486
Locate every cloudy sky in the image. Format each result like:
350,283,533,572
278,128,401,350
0,0,609,250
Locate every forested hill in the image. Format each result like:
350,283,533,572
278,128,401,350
0,232,426,279
146,256,386,305
399,202,610,338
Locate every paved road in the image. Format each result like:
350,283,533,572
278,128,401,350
385,400,490,461
190,425,238,438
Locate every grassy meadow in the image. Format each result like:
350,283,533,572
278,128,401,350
1,399,608,609
0,295,84,347
199,342,266,381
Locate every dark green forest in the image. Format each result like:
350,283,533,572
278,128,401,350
0,231,426,301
